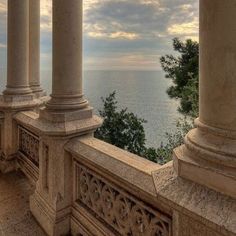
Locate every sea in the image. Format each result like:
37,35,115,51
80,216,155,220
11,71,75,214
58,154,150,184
0,69,182,148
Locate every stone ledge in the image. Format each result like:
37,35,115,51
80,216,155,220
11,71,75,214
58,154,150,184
65,136,236,236
65,136,161,198
0,95,44,111
14,111,102,137
152,161,236,236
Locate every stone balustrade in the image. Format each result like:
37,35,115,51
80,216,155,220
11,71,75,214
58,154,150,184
17,125,39,183
66,137,171,236
64,137,236,236
4,110,234,235
0,0,236,235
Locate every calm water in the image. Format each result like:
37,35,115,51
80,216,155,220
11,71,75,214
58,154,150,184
0,70,181,147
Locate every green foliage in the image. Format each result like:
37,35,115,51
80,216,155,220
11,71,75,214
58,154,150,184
158,38,199,162
96,38,200,165
95,92,165,164
95,92,147,156
160,38,199,117
155,118,194,164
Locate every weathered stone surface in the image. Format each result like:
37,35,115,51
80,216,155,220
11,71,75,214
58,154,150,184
1,0,236,235
152,163,236,236
178,214,221,236
0,171,46,236
66,136,236,236
15,111,102,137
66,136,161,197
173,0,236,200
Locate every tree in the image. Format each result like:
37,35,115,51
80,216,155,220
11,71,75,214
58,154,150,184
160,38,199,117
95,38,200,165
155,117,194,164
95,91,146,156
156,38,199,163
95,91,164,164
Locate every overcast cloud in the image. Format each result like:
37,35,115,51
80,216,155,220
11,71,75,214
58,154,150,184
0,0,199,71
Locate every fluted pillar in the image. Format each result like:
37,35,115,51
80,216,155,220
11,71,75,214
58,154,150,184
45,0,88,112
29,0,44,97
4,0,32,97
174,0,236,198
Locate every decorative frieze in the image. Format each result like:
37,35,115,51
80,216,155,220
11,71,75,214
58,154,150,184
42,142,49,191
74,162,172,236
18,126,39,167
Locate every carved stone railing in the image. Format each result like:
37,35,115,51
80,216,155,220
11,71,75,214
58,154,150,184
74,162,171,236
0,112,4,157
17,125,39,183
66,137,173,236
2,110,234,236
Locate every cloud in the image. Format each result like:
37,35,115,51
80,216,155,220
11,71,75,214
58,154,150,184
88,30,139,40
83,0,199,69
0,43,5,48
39,0,52,31
0,2,6,13
0,0,199,71
168,17,198,37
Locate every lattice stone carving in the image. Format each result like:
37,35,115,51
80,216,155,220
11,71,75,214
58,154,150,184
19,126,39,167
75,163,172,236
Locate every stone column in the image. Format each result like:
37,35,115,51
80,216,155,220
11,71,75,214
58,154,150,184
174,0,236,198
3,0,32,98
41,0,90,121
29,1,102,234
29,0,44,97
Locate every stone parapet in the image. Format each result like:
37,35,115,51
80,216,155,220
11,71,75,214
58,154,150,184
65,136,236,236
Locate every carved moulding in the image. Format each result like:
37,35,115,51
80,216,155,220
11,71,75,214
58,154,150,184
74,162,172,236
18,125,39,167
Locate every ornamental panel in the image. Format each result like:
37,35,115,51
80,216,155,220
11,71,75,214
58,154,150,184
18,126,39,167
74,163,172,236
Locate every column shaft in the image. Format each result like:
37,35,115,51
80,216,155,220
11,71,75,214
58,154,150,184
4,0,32,96
46,0,87,111
199,0,236,131
173,0,236,198
29,0,43,95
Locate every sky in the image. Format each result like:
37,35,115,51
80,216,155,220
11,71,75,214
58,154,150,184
0,0,199,71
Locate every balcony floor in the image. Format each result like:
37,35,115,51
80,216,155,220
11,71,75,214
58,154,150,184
0,171,46,236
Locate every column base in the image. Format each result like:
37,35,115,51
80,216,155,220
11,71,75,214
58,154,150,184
3,93,34,103
152,162,236,236
46,95,89,111
40,106,94,122
0,95,41,110
30,84,47,98
3,86,33,96
0,154,17,173
30,191,71,236
173,122,236,198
